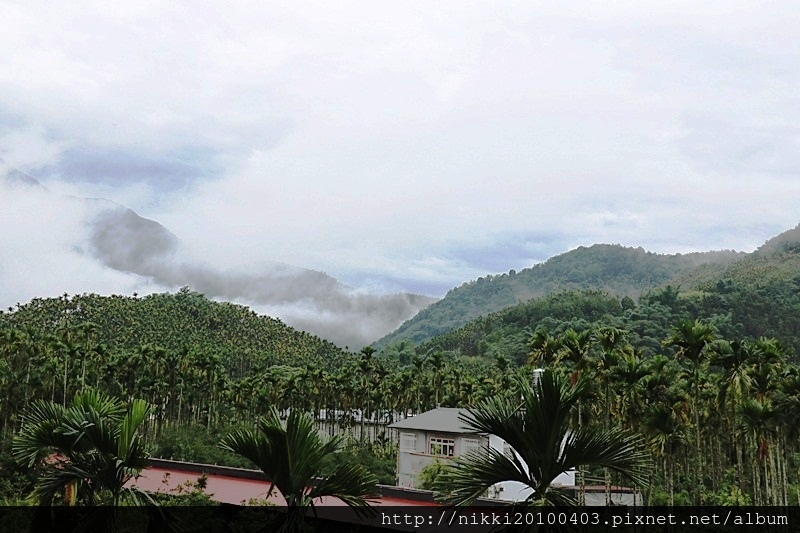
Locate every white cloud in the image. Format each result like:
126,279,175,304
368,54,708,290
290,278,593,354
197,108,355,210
0,178,162,305
1,0,799,316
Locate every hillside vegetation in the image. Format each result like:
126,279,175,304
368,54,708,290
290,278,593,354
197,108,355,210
416,225,800,362
376,244,743,347
3,228,800,506
0,288,350,375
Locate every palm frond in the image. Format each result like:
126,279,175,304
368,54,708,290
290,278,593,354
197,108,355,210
309,463,379,516
12,400,70,467
560,426,650,488
219,428,267,470
436,369,650,509
71,389,126,420
14,389,155,508
62,407,116,456
436,446,531,507
221,407,379,529
118,399,151,460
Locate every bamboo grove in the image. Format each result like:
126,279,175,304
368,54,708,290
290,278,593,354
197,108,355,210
2,289,800,506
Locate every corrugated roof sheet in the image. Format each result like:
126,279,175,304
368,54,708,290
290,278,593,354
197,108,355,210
388,408,475,434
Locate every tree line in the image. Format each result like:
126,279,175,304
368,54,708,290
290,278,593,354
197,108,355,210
2,288,800,507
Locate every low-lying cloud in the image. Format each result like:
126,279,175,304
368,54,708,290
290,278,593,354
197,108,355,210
2,1,800,339
0,174,434,347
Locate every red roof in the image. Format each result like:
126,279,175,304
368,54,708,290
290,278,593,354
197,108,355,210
129,460,439,507
126,460,507,532
131,466,280,506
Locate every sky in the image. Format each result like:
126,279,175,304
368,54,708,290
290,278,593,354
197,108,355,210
1,1,800,344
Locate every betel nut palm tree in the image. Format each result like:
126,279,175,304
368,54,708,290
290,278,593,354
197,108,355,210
664,318,716,504
13,389,155,506
13,389,160,531
434,369,649,515
220,406,378,532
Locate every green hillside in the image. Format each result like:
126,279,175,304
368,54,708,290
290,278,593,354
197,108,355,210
376,244,743,347
670,223,800,291
673,224,800,344
415,226,800,363
3,234,800,508
0,288,350,374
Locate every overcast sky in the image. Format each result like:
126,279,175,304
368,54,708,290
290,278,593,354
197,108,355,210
2,0,800,310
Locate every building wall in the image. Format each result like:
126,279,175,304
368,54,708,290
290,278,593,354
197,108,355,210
396,430,489,488
394,423,633,506
584,491,642,506
396,429,576,495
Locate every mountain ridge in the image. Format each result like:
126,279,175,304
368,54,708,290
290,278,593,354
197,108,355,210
374,242,751,347
411,224,800,362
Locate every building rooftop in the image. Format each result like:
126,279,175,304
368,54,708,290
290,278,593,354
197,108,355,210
127,459,443,532
388,408,475,434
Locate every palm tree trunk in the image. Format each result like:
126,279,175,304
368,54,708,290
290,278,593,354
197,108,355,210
578,404,585,505
781,432,789,505
768,439,779,505
65,479,77,506
63,352,69,406
666,451,674,506
693,365,704,504
730,396,743,503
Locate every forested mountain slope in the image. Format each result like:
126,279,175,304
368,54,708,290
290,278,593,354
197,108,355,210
417,225,800,363
3,233,800,508
376,244,743,347
0,289,350,374
671,223,800,344
670,223,800,291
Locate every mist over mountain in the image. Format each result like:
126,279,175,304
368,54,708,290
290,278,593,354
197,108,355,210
1,170,435,348
7,164,799,351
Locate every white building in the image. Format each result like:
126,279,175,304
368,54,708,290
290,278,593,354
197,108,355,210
388,407,574,502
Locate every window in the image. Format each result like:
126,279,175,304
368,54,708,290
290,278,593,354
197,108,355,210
462,438,481,456
400,433,417,452
429,437,455,457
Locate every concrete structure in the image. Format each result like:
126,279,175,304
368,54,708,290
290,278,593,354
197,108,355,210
388,407,575,502
389,408,483,489
565,485,643,506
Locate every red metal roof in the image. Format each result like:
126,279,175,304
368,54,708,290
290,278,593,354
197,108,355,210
124,460,508,532
129,460,439,507
131,466,281,506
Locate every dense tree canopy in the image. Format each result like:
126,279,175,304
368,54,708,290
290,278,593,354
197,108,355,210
4,243,800,509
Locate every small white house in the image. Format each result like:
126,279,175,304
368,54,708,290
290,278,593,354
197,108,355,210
389,408,485,489
388,407,574,502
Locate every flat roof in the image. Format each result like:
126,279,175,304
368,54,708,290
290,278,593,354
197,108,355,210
388,408,476,434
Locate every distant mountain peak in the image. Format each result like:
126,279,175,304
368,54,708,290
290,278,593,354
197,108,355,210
755,222,800,255
1,171,434,348
1,168,48,190
375,240,747,348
